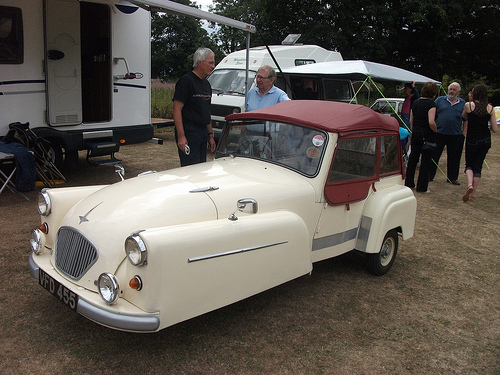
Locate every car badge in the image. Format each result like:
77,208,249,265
79,202,103,224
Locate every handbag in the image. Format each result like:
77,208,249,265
420,120,436,150
422,140,437,150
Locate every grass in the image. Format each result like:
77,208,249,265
151,86,174,119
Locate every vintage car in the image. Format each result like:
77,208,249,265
29,100,417,333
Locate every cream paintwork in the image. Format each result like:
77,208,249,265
29,118,416,332
357,183,417,251
40,185,108,249
117,211,311,328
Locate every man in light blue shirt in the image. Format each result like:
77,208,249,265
246,65,290,112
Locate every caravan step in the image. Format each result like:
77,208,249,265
88,158,122,166
85,141,120,157
85,141,121,165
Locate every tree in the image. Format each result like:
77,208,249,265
208,0,261,54
150,0,222,81
210,0,500,103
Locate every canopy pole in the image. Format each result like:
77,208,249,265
244,31,250,112
349,77,369,104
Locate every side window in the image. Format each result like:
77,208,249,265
323,79,352,101
294,59,315,66
0,6,23,64
328,137,377,183
289,76,320,100
380,135,400,174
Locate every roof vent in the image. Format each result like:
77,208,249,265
281,34,302,45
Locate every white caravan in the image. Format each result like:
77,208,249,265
1,0,256,166
208,42,343,137
0,0,154,166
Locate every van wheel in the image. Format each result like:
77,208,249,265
46,140,63,170
366,230,398,276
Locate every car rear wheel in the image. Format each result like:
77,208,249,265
366,229,398,276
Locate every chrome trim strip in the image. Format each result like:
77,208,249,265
82,130,113,139
312,227,358,251
0,90,45,95
77,299,160,332
355,216,372,252
28,254,39,280
188,241,288,263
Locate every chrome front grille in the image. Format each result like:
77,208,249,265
55,227,98,280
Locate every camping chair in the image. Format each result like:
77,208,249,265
0,151,16,194
4,122,66,188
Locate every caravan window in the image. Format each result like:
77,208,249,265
294,59,315,66
0,6,23,64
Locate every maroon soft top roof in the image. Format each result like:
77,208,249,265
226,100,399,134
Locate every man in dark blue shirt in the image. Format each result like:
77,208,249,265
428,82,466,185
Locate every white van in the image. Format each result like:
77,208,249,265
208,42,343,137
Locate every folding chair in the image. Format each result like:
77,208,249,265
5,122,66,188
0,151,30,201
0,151,16,194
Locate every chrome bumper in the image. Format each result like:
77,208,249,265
29,254,160,332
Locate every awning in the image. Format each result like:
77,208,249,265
128,0,256,33
282,60,440,84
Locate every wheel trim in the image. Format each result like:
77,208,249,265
379,237,395,267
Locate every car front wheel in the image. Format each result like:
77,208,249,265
366,229,398,276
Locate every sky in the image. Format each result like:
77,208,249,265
193,0,213,11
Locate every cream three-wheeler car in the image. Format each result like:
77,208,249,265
29,100,416,332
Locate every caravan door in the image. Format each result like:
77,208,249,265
44,0,82,126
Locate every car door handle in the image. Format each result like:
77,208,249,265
189,186,219,193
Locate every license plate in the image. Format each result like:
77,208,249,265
39,268,78,311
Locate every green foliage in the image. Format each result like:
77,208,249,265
150,0,500,104
150,0,225,81
207,0,499,104
151,86,175,119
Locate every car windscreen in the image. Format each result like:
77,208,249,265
216,120,328,176
208,69,255,95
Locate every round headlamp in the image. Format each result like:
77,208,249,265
37,191,52,216
30,229,45,255
125,235,147,266
98,273,120,305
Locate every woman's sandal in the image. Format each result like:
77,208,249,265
462,186,473,202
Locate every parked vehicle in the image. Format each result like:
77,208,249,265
0,0,153,166
29,100,417,332
370,98,405,123
208,41,343,138
275,71,356,103
1,0,255,166
276,60,439,110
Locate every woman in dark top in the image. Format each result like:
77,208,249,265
461,84,498,202
405,82,440,193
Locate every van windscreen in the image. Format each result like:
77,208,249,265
208,69,254,95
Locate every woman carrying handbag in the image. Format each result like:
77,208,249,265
405,82,440,193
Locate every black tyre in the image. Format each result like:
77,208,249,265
366,229,398,276
46,140,64,170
